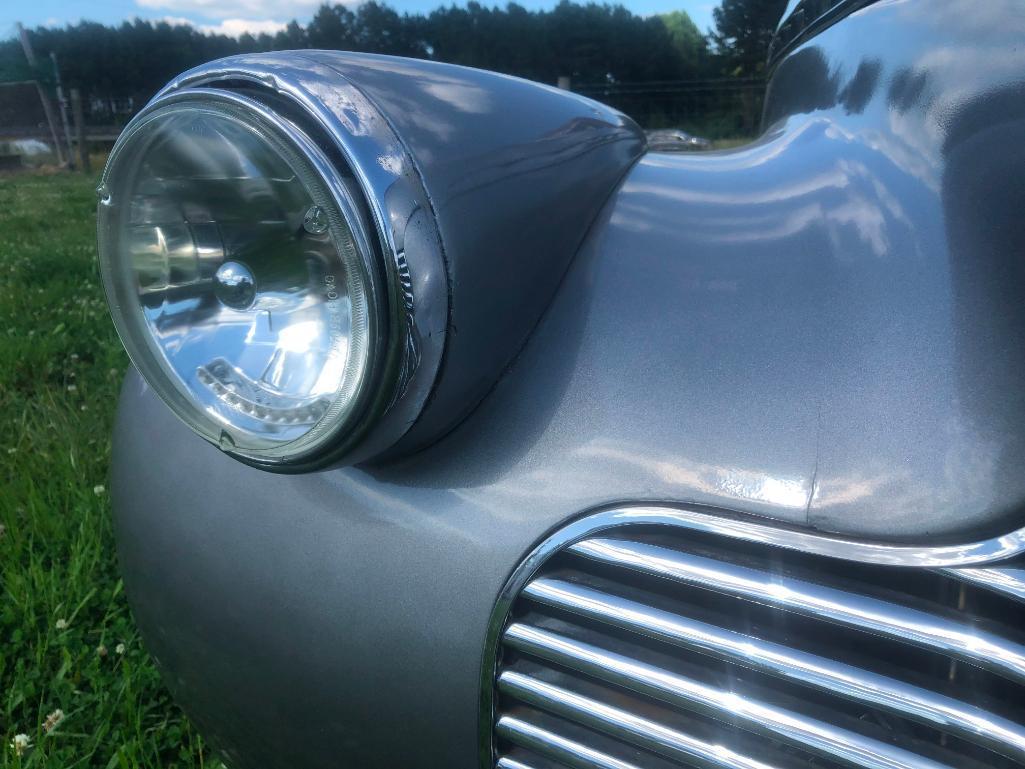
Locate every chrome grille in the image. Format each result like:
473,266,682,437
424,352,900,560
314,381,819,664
485,512,1025,769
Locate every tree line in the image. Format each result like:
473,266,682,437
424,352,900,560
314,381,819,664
0,0,787,105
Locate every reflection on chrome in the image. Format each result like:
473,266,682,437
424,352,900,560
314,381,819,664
496,717,647,769
592,506,1025,567
487,506,1025,769
504,627,950,769
523,577,1025,762
943,566,1025,604
570,538,1025,684
498,673,780,769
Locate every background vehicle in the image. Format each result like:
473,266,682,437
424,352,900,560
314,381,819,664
643,128,712,151
99,1,1025,768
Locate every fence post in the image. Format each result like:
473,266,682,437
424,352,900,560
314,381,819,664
50,52,76,170
16,22,65,165
70,89,90,174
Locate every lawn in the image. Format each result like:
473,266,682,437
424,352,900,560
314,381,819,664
0,170,220,768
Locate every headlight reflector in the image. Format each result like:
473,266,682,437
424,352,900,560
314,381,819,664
97,92,378,465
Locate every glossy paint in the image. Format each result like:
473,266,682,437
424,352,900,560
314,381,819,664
293,53,646,455
111,1,1025,767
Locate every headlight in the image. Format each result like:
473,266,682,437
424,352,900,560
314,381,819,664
97,90,381,466
99,53,644,469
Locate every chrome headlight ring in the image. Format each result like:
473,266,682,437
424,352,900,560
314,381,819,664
98,58,449,470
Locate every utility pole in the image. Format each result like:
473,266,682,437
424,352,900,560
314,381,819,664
70,88,90,174
50,52,76,170
16,23,65,166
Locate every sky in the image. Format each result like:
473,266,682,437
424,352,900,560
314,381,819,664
1,0,719,40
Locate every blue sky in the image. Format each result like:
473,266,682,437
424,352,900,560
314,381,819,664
1,0,718,40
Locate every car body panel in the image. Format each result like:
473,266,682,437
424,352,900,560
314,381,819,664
111,0,1025,766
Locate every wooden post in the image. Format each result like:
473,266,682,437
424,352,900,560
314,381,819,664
17,23,65,165
51,52,76,170
70,89,90,174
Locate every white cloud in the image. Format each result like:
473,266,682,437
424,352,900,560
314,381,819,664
200,18,289,35
137,0,322,21
158,14,287,37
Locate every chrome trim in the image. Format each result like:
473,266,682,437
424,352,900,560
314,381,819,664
567,508,1025,568
494,757,540,769
523,577,1025,762
479,505,1025,768
155,55,449,465
100,87,383,466
570,538,1025,684
496,717,646,769
942,566,1025,604
498,673,782,769
769,0,880,68
504,626,952,769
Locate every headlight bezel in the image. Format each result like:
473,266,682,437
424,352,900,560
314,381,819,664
97,87,392,469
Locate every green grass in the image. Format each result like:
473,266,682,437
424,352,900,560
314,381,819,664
0,171,219,768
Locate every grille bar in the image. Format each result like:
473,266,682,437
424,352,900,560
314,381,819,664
942,567,1025,604
497,716,646,769
505,624,952,769
498,671,782,769
522,577,1025,762
569,538,1025,684
495,757,541,769
488,512,1025,769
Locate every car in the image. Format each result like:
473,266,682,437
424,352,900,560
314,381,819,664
96,0,1025,767
643,129,713,152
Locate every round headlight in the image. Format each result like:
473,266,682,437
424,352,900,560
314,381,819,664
97,90,381,466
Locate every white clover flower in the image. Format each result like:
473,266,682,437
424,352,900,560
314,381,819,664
115,642,126,655
42,709,64,733
55,618,69,630
10,734,31,755
66,384,77,392
93,485,105,496
96,644,108,657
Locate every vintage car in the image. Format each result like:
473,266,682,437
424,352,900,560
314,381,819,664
95,0,1025,767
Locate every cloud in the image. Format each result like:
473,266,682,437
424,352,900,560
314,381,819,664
137,0,323,21
159,15,196,25
200,18,289,35
158,14,287,36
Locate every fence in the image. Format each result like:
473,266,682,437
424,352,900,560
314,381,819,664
0,76,769,164
0,81,50,140
572,77,767,139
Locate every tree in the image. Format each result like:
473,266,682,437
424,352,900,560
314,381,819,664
710,0,788,77
658,10,707,75
0,0,774,136
306,4,357,50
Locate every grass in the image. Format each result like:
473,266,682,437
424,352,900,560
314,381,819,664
0,170,219,768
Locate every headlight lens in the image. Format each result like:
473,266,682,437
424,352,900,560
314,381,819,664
97,93,378,464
